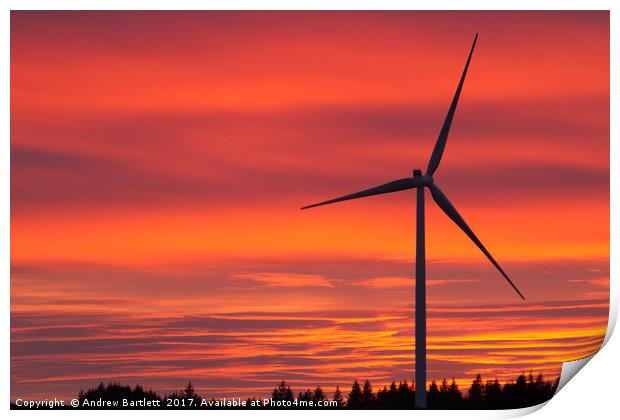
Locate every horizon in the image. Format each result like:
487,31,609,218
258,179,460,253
10,10,609,402
12,371,561,406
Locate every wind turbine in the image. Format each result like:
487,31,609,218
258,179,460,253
300,34,525,409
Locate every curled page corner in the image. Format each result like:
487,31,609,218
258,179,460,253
488,355,599,418
555,355,595,395
554,296,616,396
498,355,600,417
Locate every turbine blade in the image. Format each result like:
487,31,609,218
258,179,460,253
426,33,478,176
301,177,420,210
429,183,525,300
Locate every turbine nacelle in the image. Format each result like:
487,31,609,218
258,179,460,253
412,169,433,186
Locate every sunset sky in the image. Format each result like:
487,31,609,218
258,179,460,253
10,11,609,401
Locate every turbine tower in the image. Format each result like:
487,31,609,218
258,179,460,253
301,34,525,409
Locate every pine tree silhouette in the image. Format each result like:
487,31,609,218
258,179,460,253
313,386,326,403
466,374,484,409
428,380,440,408
376,386,388,408
388,381,398,407
361,380,375,408
271,380,294,402
396,381,415,409
333,386,344,406
298,389,312,402
183,382,201,403
438,378,449,407
446,378,463,409
347,379,363,409
484,378,502,409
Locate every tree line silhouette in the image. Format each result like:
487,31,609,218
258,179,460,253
269,371,558,409
11,372,559,410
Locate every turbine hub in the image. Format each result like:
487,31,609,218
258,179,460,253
413,169,433,186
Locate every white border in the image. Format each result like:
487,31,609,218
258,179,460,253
2,2,616,419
